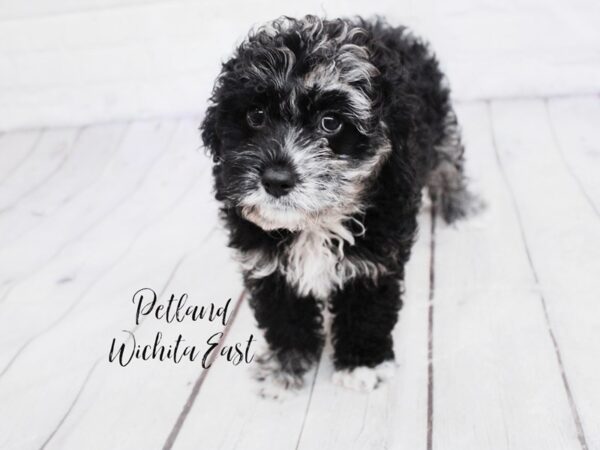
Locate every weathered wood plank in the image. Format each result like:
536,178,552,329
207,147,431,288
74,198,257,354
42,229,244,450
0,118,226,449
0,119,196,359
0,119,171,286
431,102,582,450
295,212,431,450
0,130,41,183
0,123,127,247
490,99,599,449
546,97,600,216
171,295,317,450
0,119,179,362
0,95,598,450
0,128,79,212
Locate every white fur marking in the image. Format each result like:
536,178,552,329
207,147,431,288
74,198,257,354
237,125,392,299
332,361,397,392
239,215,388,299
284,221,351,300
254,351,304,400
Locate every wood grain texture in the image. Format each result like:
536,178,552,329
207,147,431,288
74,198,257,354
431,102,584,450
546,97,600,217
0,130,42,183
172,295,317,450
490,99,599,449
0,118,221,449
0,128,79,212
0,98,599,449
42,228,244,450
0,120,172,290
0,120,177,374
0,123,127,247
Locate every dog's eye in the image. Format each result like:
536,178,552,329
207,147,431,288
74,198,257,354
246,108,266,128
320,115,343,135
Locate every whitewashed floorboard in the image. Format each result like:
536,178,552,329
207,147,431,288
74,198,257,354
431,103,582,450
171,294,316,450
0,128,79,212
296,212,431,450
0,121,192,369
1,95,599,450
43,228,244,450
0,118,216,449
0,123,127,248
546,97,600,216
0,130,41,184
490,99,599,449
0,120,171,286
0,119,181,366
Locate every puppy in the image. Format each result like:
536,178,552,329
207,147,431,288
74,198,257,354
201,15,476,395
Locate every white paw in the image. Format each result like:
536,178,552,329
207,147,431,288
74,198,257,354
253,351,304,400
257,374,301,400
374,360,397,381
332,361,397,392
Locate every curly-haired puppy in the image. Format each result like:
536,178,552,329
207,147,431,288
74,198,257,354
201,15,477,396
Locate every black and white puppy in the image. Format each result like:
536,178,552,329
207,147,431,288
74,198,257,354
201,16,476,395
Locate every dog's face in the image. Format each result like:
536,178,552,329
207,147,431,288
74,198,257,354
203,17,391,231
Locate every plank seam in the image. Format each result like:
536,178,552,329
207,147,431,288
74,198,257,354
487,101,590,450
39,360,100,450
162,289,246,450
0,127,82,215
0,129,44,185
294,356,322,450
544,99,600,219
0,120,174,296
38,248,194,448
0,122,131,253
0,122,170,289
0,282,14,304
426,204,437,450
0,165,200,379
0,115,202,135
455,92,600,105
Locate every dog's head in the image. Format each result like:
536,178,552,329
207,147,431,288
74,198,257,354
202,16,391,231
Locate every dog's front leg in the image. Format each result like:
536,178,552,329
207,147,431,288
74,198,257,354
330,275,402,391
247,272,324,399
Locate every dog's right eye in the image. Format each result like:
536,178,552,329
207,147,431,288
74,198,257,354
246,108,266,129
320,114,343,135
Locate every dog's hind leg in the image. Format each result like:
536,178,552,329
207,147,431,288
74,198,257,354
427,108,482,223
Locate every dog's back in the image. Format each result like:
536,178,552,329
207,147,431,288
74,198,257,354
360,18,480,222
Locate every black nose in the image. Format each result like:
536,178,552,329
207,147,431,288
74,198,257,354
261,166,296,197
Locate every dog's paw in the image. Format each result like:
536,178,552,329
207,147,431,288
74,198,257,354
253,351,305,400
257,372,303,400
332,360,396,392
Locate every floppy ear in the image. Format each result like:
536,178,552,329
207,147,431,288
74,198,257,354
201,104,221,162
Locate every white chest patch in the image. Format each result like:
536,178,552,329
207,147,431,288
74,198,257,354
238,219,386,300
284,227,344,300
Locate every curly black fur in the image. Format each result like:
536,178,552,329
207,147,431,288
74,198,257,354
201,15,474,390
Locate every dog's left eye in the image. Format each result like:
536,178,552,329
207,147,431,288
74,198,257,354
246,108,266,128
320,115,343,135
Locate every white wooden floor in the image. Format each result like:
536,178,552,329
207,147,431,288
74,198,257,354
0,97,599,450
